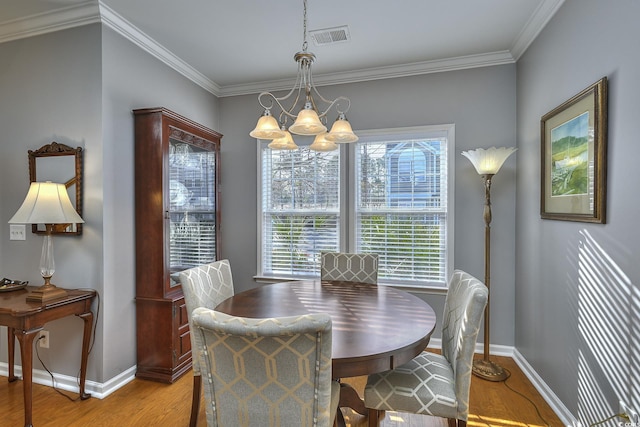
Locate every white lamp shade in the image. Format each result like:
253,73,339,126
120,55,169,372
461,147,517,175
250,112,285,139
289,107,327,135
309,132,338,152
268,130,298,150
9,181,84,225
325,115,358,143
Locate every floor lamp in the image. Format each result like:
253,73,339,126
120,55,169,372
461,146,516,382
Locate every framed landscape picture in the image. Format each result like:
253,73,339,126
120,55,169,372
541,77,608,223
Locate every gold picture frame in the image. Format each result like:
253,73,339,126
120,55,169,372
541,77,608,223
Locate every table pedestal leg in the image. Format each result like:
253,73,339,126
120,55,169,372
339,382,368,415
78,311,94,400
7,327,18,382
16,328,41,427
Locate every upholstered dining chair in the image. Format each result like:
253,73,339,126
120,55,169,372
320,252,379,284
191,308,340,427
364,270,488,427
178,259,234,427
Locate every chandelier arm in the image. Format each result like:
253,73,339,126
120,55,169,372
314,96,351,119
307,70,351,116
258,93,306,121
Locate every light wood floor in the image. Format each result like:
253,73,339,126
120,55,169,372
0,355,563,426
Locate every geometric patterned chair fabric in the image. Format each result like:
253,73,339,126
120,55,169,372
190,308,340,427
364,270,488,427
178,260,235,427
320,252,379,285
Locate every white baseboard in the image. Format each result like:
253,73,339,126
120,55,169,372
0,362,137,400
512,349,579,426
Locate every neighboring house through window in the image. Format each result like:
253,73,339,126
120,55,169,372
258,124,454,288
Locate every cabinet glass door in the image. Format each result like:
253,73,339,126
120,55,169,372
168,138,217,286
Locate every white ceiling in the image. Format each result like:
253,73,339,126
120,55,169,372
0,0,564,97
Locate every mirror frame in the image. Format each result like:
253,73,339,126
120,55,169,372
28,142,83,235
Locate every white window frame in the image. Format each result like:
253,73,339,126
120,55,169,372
256,124,454,289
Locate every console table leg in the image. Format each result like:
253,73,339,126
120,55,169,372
7,327,17,382
16,328,41,427
78,311,94,400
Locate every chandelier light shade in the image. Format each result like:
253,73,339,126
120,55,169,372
309,132,338,152
249,110,285,139
288,104,327,135
325,113,359,143
461,146,516,382
268,127,298,150
461,146,517,175
250,0,357,147
8,181,84,302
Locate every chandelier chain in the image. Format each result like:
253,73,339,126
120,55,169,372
302,0,308,52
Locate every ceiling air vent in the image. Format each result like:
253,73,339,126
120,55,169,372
310,26,350,46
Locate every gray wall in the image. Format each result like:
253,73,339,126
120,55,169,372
0,24,220,383
516,0,640,423
220,65,518,345
0,25,103,379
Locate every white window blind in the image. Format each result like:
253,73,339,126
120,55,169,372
169,144,217,276
355,137,448,286
261,147,340,276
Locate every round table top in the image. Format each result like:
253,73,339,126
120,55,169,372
215,280,437,378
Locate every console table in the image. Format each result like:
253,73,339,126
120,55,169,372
1,287,97,427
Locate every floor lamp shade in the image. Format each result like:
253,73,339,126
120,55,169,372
461,147,516,382
8,181,84,302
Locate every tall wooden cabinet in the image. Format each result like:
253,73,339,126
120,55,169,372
134,107,222,383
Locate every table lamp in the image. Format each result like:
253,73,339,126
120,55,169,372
461,146,516,382
8,181,84,302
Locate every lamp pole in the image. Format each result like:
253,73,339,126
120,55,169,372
470,174,509,381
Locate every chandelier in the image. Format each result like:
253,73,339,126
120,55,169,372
249,0,358,151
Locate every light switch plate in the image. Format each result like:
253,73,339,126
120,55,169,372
9,224,26,240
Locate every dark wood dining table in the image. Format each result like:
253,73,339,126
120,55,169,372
214,279,437,424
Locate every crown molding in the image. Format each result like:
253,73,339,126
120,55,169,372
0,0,221,96
510,0,566,61
0,1,100,44
219,50,515,97
98,2,221,96
0,0,562,99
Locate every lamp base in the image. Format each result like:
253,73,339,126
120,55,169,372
26,281,68,303
472,358,510,382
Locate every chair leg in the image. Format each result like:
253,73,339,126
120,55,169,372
447,418,457,427
189,375,202,427
368,409,380,427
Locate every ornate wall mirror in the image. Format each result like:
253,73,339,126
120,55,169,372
28,142,83,235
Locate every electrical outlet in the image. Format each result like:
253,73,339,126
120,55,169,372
620,400,639,423
9,224,26,241
38,330,50,348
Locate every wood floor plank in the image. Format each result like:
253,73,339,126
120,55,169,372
0,355,563,426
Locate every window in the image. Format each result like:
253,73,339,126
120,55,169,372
258,125,454,288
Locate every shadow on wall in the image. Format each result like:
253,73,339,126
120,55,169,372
572,229,637,426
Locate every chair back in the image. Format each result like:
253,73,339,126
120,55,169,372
440,269,488,418
320,252,379,284
178,259,234,376
191,308,335,427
